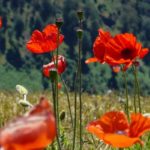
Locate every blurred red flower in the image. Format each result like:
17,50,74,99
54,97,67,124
0,97,56,150
105,33,149,70
43,55,67,78
86,111,150,148
57,82,62,89
26,24,64,54
85,29,112,64
112,65,121,73
0,16,2,29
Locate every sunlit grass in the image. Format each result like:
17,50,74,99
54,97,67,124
0,91,150,149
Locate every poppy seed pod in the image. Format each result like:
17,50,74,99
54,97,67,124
77,10,84,20
76,28,83,39
56,18,63,29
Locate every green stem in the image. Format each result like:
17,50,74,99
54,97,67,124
72,69,78,150
60,75,73,128
51,81,61,150
122,70,129,120
132,66,137,113
79,31,82,150
133,65,141,113
53,26,61,150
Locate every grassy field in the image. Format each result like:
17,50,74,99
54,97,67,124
0,91,150,150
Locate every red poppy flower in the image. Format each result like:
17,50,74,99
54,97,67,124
0,16,2,29
86,111,150,148
0,97,56,150
26,24,64,54
43,55,67,78
85,29,112,64
105,33,149,70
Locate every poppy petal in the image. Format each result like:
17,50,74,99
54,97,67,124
129,113,150,138
139,48,149,59
0,97,56,150
43,24,64,46
104,133,142,148
86,111,129,141
85,57,99,64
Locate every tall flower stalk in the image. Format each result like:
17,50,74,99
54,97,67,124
122,69,129,120
72,10,83,150
52,18,64,150
133,64,142,113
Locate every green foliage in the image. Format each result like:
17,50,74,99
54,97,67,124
0,65,43,91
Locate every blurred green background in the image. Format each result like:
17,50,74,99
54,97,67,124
0,0,149,94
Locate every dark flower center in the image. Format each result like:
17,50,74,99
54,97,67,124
121,48,133,59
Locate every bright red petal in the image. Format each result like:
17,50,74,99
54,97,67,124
139,48,149,59
43,24,64,46
86,111,129,141
103,133,142,148
129,113,150,138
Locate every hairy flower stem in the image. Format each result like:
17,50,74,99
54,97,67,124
51,81,61,150
122,70,129,120
72,18,83,150
79,33,82,150
52,26,61,150
60,75,73,127
132,66,137,113
72,73,78,150
133,65,141,113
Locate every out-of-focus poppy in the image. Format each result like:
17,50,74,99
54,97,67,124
43,55,67,78
0,16,2,29
105,33,149,70
86,111,150,148
112,65,121,73
57,82,62,89
85,29,112,64
26,24,64,54
0,97,56,150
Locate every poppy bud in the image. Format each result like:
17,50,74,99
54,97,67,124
59,110,66,121
18,99,33,107
77,10,84,20
16,85,28,95
76,28,83,39
56,18,63,29
133,61,140,67
50,69,58,82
